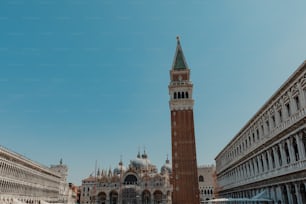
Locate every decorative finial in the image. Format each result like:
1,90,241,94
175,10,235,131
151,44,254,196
137,147,141,158
119,155,123,165
176,36,180,44
60,158,63,165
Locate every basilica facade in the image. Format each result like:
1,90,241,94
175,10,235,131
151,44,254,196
80,151,172,204
215,61,306,203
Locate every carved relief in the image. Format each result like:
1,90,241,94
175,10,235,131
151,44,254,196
300,73,306,88
263,112,269,121
283,93,290,104
291,83,299,97
276,101,282,110
269,108,274,115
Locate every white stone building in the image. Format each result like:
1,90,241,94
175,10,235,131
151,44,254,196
80,151,172,204
0,145,72,204
215,61,306,203
198,165,215,202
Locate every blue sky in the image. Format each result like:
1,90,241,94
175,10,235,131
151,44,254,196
1,0,306,185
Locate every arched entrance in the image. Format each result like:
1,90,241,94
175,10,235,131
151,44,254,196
153,190,163,204
282,185,289,204
290,184,298,204
300,183,306,203
97,192,107,204
122,188,137,204
142,190,151,204
110,190,118,204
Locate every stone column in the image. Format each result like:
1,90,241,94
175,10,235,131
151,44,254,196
262,153,268,172
263,120,268,137
275,107,281,126
257,155,263,173
287,138,295,164
294,183,303,204
250,159,255,176
267,150,273,170
275,185,282,203
272,186,277,203
253,158,257,175
273,146,280,168
286,184,293,204
279,142,287,166
297,83,306,108
243,164,247,179
296,132,306,160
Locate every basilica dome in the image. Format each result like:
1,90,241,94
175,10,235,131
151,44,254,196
113,160,126,175
130,151,152,169
161,158,172,174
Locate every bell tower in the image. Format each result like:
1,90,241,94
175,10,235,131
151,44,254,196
168,37,200,204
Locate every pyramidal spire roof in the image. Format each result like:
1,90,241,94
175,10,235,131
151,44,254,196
172,36,189,70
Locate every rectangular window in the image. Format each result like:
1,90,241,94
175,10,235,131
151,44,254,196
295,96,300,111
266,121,270,133
286,103,291,117
272,115,276,127
278,110,283,123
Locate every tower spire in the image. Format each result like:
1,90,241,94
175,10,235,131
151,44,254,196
172,36,189,70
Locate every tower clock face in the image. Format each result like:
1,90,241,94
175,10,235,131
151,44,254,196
178,75,182,81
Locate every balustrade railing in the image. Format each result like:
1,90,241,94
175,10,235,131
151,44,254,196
221,158,306,190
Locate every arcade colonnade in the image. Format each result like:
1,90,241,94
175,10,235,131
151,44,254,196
0,145,64,204
215,61,306,204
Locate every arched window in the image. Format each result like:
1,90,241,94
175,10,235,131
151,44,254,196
271,149,275,169
178,92,181,99
284,142,290,164
97,192,107,204
110,191,118,204
291,184,298,204
293,137,299,161
276,145,282,166
300,183,306,203
153,190,163,204
260,155,264,172
142,190,151,204
302,133,306,154
265,152,269,170
124,175,138,185
174,92,177,99
186,92,189,98
199,175,204,182
286,103,291,117
182,92,185,98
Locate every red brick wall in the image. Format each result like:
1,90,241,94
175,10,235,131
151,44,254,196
171,110,200,204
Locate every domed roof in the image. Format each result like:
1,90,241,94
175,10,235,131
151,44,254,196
161,157,172,174
130,151,152,168
113,160,127,175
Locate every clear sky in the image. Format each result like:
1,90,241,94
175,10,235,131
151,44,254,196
1,0,306,185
